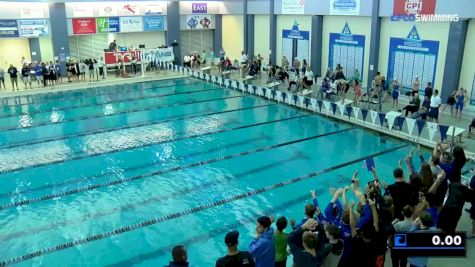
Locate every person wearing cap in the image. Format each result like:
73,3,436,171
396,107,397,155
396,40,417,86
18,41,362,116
216,230,255,267
165,245,189,267
249,216,275,267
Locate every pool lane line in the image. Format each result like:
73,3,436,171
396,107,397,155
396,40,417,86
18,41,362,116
0,134,271,200
0,79,196,108
0,92,248,132
0,102,274,151
0,143,409,265
105,189,319,267
0,83,219,119
0,116,334,210
0,150,303,242
0,112,306,175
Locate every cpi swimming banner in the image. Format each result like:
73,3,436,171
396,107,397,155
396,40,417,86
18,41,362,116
141,47,175,62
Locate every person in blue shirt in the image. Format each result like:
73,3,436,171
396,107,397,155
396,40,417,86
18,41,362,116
291,190,327,229
249,216,274,267
34,63,43,85
408,211,438,267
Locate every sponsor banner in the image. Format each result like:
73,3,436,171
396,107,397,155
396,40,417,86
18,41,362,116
143,3,163,15
72,18,96,35
329,0,360,16
120,4,142,16
144,16,165,31
141,47,174,62
20,6,45,19
18,20,49,37
120,17,143,32
97,17,120,33
192,3,208,14
104,50,142,65
186,15,212,29
0,20,19,38
282,0,305,15
72,5,94,17
394,0,436,15
98,5,118,17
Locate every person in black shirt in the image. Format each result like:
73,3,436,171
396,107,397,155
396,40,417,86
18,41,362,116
385,168,412,221
287,218,325,267
216,230,255,267
21,64,32,89
7,64,18,91
424,82,433,99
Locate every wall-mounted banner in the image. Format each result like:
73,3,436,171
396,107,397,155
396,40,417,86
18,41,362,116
104,50,142,65
329,23,365,82
144,16,165,31
387,26,439,94
97,17,120,33
192,3,208,14
120,16,143,32
186,15,212,29
282,0,305,15
72,5,94,17
98,5,118,17
394,0,436,15
18,20,49,37
143,3,163,15
282,20,310,64
329,0,360,16
141,47,175,62
120,4,142,16
0,20,19,38
72,18,96,35
20,6,45,19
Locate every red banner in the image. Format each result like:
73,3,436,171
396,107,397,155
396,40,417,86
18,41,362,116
72,18,96,35
104,50,142,65
393,0,436,15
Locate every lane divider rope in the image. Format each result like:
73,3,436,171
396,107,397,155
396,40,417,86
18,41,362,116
0,143,409,266
0,83,219,120
0,113,309,175
0,79,195,108
0,94,248,132
0,103,274,151
0,127,351,210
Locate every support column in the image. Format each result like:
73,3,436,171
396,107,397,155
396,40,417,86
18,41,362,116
214,15,222,57
441,20,468,100
49,3,70,75
28,38,42,63
166,1,181,65
245,15,255,59
311,16,323,77
367,0,381,89
269,0,276,65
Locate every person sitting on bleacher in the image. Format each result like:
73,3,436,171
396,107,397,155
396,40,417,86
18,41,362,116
288,73,301,92
302,67,314,90
222,57,232,71
319,78,330,99
248,60,258,77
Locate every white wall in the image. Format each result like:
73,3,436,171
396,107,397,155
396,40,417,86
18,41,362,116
322,16,372,82
254,15,270,62
222,15,244,61
0,39,31,69
39,37,54,62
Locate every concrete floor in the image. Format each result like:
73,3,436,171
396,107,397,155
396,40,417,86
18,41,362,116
1,67,474,266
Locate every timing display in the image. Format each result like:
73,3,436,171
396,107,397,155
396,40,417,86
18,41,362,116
393,232,466,256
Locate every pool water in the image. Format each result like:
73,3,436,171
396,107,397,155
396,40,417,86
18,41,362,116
0,78,418,266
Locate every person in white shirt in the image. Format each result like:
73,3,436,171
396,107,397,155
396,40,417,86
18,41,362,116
303,67,314,90
429,89,442,123
240,51,248,78
183,55,191,68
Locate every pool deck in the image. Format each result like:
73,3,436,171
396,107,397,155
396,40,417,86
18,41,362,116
1,68,473,266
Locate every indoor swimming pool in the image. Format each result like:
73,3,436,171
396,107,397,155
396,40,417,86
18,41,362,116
0,77,419,266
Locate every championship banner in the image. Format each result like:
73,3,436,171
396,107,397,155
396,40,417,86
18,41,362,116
140,47,174,62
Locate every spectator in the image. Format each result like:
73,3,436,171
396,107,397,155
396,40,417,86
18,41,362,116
219,48,226,60
385,168,412,221
165,245,189,267
324,67,333,81
109,40,117,51
353,80,362,106
428,89,442,123
21,64,32,89
41,62,48,86
249,216,274,267
454,88,467,121
407,212,437,267
424,82,433,99
402,93,420,117
34,62,43,85
274,217,288,267
0,66,5,90
412,95,431,121
391,205,414,267
302,67,314,91
441,90,457,117
7,64,19,91
216,230,255,267
322,224,344,267
287,219,325,266
302,59,308,73
412,76,420,96
392,79,400,109
293,58,301,76
468,169,475,238
469,118,475,138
